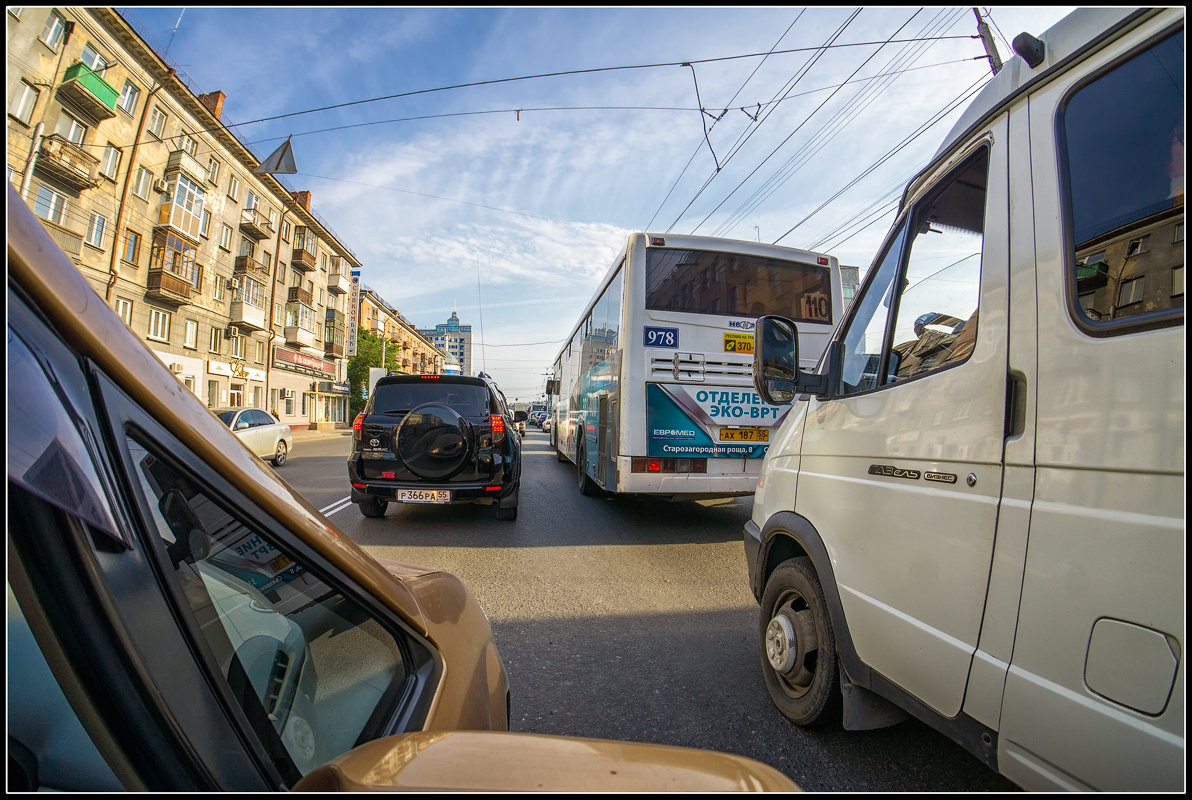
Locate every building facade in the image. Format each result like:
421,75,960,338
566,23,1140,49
359,288,446,375
7,6,359,429
419,310,473,376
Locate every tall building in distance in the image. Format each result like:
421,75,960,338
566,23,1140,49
419,311,473,376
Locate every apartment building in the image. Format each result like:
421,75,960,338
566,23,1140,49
419,310,473,377
7,7,360,429
359,288,447,375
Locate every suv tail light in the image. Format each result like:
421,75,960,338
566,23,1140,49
353,412,366,442
490,414,505,444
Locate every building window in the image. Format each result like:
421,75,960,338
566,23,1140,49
1125,236,1150,258
219,223,233,250
100,143,121,180
207,380,218,407
209,325,222,354
246,190,257,210
231,333,245,360
148,106,167,139
1175,222,1184,243
9,80,39,125
120,230,140,264
118,80,140,115
147,308,171,342
1171,266,1183,297
228,175,240,202
114,296,133,326
179,130,198,157
200,209,211,238
185,319,198,349
281,219,291,241
274,303,283,326
133,166,152,199
239,237,256,258
255,340,265,363
214,275,225,302
229,383,244,408
207,157,220,185
33,185,67,225
1118,277,1145,308
55,111,87,145
39,10,66,50
161,174,206,240
84,212,107,248
184,375,195,394
79,42,108,71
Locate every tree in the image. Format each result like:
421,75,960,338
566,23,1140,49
347,327,400,418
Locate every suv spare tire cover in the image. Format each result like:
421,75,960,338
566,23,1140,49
395,402,474,480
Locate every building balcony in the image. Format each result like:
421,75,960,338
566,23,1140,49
239,206,273,240
284,325,316,349
39,220,83,260
287,286,313,306
324,338,345,359
1076,259,1110,291
325,308,345,328
234,254,271,282
147,264,203,306
327,264,350,294
164,149,207,185
230,299,268,331
291,226,317,272
58,61,117,121
36,134,100,191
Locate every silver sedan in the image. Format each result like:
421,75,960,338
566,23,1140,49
213,407,294,466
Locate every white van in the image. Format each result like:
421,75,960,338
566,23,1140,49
745,8,1183,792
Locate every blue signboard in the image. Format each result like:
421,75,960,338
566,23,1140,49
643,326,678,348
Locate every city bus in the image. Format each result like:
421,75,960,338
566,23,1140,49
549,232,841,497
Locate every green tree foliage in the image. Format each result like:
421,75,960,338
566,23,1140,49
347,327,400,418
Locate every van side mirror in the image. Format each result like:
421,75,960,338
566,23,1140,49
513,411,528,422
752,315,830,404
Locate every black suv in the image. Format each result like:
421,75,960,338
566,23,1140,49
348,373,523,520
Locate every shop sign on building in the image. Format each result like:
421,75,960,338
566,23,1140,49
273,347,334,379
207,360,266,382
347,269,361,357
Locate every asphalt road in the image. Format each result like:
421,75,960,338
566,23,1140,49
284,429,1018,792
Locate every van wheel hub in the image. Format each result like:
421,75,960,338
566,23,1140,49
765,605,818,686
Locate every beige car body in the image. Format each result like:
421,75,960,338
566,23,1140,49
8,186,798,791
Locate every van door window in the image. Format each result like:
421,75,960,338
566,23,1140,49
1062,28,1184,325
837,223,906,394
887,150,986,384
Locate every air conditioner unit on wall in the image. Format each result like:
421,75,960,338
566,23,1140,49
171,363,184,374
152,178,168,193
280,388,293,399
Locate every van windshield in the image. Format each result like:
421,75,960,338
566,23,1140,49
372,382,489,416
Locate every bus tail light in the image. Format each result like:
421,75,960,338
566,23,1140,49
631,457,707,474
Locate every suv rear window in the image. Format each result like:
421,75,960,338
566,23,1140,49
372,382,490,416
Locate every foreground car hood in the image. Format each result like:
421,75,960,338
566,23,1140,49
293,730,800,792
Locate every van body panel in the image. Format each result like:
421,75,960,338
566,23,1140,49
748,7,1183,790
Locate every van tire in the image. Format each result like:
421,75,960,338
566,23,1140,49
759,557,841,727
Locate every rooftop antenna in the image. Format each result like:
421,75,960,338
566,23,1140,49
475,255,487,375
164,9,186,57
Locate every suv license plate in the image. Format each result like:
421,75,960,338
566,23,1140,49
719,428,769,442
397,489,451,504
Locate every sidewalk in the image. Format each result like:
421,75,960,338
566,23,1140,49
288,427,353,442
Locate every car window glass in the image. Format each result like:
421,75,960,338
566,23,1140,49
372,382,488,416
250,410,272,427
886,149,986,384
7,326,121,541
1063,29,1184,325
836,222,907,395
125,436,409,779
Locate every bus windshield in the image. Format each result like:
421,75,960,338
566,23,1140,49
645,247,833,324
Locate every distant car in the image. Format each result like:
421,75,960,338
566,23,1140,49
541,417,552,434
213,406,293,466
348,373,523,520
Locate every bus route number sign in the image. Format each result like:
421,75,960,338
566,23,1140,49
644,327,678,348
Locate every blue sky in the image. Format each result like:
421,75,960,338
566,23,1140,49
120,6,1073,400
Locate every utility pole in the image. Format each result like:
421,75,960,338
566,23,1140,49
973,8,1003,76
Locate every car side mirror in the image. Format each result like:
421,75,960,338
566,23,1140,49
235,421,250,430
513,411,528,422
752,315,830,404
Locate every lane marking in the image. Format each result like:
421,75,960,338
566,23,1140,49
321,497,353,516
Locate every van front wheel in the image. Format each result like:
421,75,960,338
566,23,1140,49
759,556,841,726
